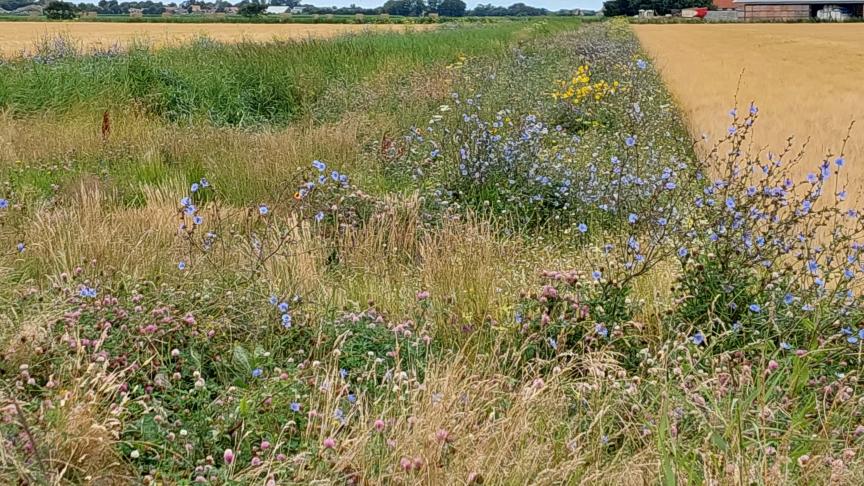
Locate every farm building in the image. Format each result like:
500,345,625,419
266,6,306,15
733,0,863,20
266,6,291,14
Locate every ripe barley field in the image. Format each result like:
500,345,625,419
0,21,434,57
635,24,864,195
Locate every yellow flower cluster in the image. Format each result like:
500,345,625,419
446,54,468,70
552,65,620,105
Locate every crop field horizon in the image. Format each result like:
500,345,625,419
634,24,864,198
0,21,436,57
3,17,864,485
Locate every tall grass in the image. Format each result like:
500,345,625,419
0,20,576,125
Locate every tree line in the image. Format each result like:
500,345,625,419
1,0,588,18
601,0,711,16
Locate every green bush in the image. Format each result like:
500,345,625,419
44,1,77,20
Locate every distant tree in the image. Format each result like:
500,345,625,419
0,0,35,11
76,2,100,13
470,3,507,16
96,0,121,14
506,2,547,16
44,0,77,18
268,0,299,6
436,0,465,16
602,0,708,16
381,0,426,16
238,0,266,16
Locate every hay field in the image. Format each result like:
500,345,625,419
0,21,434,56
635,24,864,189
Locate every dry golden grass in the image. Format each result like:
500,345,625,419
0,21,435,57
634,24,864,190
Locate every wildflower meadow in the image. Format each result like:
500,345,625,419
2,17,864,485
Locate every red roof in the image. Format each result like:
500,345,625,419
713,0,737,8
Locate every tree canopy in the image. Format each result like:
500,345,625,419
44,1,77,18
602,0,710,16
238,0,266,16
436,0,466,16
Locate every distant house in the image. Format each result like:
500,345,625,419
266,6,291,14
712,0,737,9
291,6,306,13
225,6,239,14
733,0,863,19
128,7,144,17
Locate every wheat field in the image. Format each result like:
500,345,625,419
0,21,434,56
635,24,864,193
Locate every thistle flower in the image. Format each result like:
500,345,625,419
322,437,336,449
223,449,235,464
